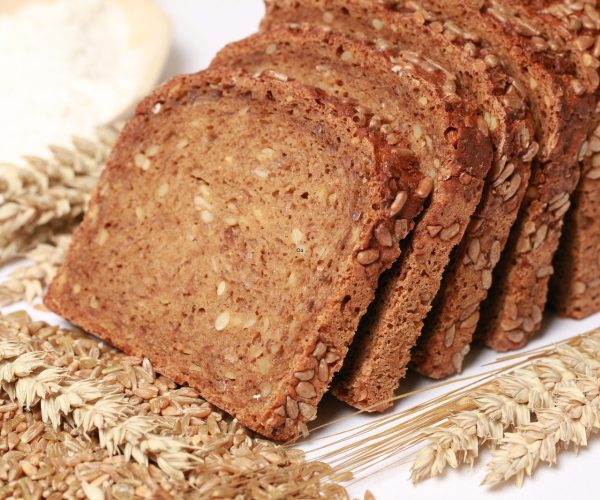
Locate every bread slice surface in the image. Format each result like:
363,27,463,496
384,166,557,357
44,69,424,440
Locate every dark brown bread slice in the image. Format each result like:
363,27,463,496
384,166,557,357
502,1,600,319
402,0,594,352
261,0,524,403
486,2,600,321
212,25,486,257
43,68,427,441
412,0,593,373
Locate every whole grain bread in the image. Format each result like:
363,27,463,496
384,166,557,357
214,25,521,383
263,0,524,409
212,25,485,267
367,0,592,355
512,0,600,320
411,0,594,372
409,0,596,352
43,68,427,441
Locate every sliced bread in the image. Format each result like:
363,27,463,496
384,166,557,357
44,68,426,440
509,1,600,320
261,0,526,404
403,0,594,352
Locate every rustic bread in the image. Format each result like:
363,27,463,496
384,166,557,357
44,68,427,441
509,1,600,320
215,24,530,383
401,0,594,352
261,0,526,403
212,26,485,264
412,0,595,372
213,25,501,389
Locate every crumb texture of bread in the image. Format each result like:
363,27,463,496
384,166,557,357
44,69,425,440
261,0,495,408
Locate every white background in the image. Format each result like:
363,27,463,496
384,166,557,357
5,1,600,499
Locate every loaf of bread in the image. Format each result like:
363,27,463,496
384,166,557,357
44,69,427,441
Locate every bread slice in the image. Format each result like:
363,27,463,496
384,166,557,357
43,68,427,441
212,25,487,254
263,0,524,409
397,1,594,353
508,1,600,320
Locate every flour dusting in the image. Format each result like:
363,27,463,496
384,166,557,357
0,0,145,164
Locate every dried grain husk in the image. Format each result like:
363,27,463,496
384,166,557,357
0,125,120,265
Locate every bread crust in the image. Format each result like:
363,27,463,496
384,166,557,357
44,68,425,440
517,0,600,320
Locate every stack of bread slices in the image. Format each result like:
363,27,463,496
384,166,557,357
45,0,600,441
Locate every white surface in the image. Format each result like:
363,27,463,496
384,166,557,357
5,1,600,498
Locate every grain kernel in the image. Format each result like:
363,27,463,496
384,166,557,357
156,184,169,198
286,397,299,419
253,168,269,179
134,153,150,171
201,211,214,223
291,229,304,244
372,18,384,30
356,248,380,265
388,191,408,217
294,370,314,381
146,144,160,157
96,228,109,246
296,381,317,399
416,177,434,198
412,124,423,140
299,402,316,420
215,311,230,331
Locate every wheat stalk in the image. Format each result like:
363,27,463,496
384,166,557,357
0,125,119,266
0,233,71,307
274,329,600,490
409,332,600,486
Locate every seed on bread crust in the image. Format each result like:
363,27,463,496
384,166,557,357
296,381,317,399
356,248,380,265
